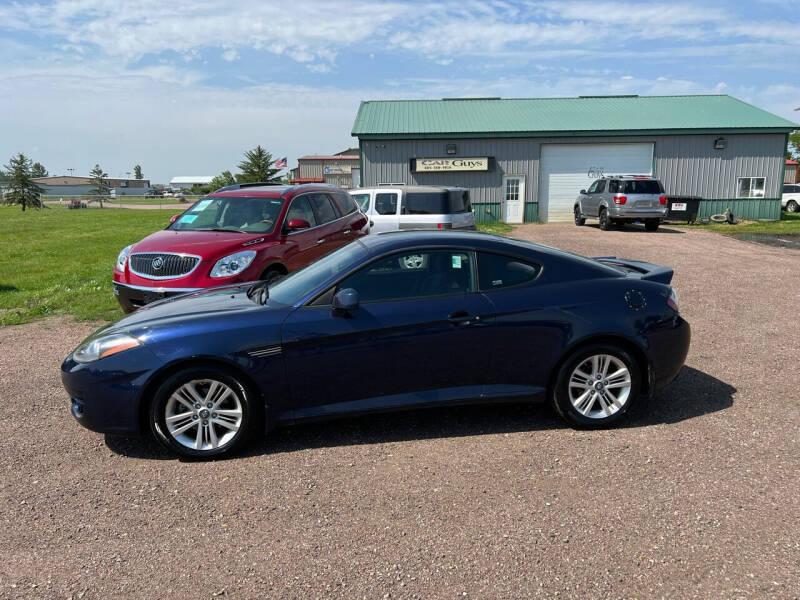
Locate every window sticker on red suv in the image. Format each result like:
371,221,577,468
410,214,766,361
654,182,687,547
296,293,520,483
179,214,198,224
192,199,213,212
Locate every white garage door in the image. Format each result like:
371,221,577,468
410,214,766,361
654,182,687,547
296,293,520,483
539,143,654,222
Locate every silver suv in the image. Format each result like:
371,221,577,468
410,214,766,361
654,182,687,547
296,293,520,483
574,176,667,231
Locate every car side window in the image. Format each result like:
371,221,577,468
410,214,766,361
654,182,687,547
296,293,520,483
332,192,358,215
608,179,620,193
595,180,607,193
587,180,600,194
337,250,474,303
285,196,318,228
349,193,371,213
375,193,398,215
477,253,540,291
309,194,340,224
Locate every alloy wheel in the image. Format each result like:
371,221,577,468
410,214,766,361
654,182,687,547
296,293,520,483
164,379,243,451
567,354,632,419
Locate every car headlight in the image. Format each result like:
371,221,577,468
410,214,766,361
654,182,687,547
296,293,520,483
116,245,132,271
73,333,142,363
210,250,256,278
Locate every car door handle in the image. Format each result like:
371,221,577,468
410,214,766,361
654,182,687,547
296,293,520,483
316,238,325,244
448,310,476,325
343,229,351,235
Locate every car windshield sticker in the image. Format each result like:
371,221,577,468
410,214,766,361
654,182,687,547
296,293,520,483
179,214,198,224
191,199,212,212
452,255,462,269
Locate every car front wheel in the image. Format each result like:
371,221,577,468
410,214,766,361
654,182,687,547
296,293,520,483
574,206,586,226
150,366,257,458
551,345,641,427
787,200,799,213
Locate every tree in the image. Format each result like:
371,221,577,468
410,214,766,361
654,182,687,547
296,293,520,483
235,145,282,184
30,162,48,178
134,164,143,180
787,131,800,160
2,153,44,211
210,170,236,191
88,164,110,208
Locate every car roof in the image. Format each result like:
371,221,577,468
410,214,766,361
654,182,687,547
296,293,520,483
354,185,467,193
210,183,344,198
600,175,658,180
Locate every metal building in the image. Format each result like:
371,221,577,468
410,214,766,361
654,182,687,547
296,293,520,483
352,95,798,223
34,175,151,197
290,149,360,188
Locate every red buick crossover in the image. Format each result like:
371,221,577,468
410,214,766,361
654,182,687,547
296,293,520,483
113,183,370,313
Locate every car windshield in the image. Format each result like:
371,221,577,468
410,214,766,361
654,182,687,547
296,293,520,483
169,196,285,234
621,180,663,194
265,241,369,305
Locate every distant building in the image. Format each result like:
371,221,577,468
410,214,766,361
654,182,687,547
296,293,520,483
785,159,798,184
169,176,214,190
34,175,151,197
290,148,359,189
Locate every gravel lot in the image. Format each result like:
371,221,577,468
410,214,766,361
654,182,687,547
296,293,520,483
2,223,799,599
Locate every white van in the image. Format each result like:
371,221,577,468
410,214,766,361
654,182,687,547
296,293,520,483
349,186,476,233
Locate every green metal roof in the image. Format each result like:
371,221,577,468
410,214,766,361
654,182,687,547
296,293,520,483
351,95,798,138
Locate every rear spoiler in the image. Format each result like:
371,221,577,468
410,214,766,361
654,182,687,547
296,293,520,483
593,256,674,285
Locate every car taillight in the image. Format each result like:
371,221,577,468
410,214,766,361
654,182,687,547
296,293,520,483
613,195,627,205
437,223,452,229
659,195,667,205
667,288,680,313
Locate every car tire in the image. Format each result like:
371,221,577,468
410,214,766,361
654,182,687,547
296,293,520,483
574,206,586,226
598,208,611,231
551,344,641,428
261,267,285,285
787,200,799,213
149,366,259,459
644,219,660,232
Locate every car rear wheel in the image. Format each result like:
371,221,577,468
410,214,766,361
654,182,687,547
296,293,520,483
150,366,257,459
574,206,586,226
551,344,641,427
598,208,611,231
787,200,799,213
644,219,660,232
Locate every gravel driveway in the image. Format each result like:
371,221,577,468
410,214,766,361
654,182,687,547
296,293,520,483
2,223,799,599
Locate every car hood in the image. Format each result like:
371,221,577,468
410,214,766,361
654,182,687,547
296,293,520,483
131,229,272,257
97,283,290,339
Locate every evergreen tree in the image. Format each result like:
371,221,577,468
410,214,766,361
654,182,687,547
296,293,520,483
210,170,236,191
88,164,110,208
134,164,143,179
236,145,282,184
2,153,45,212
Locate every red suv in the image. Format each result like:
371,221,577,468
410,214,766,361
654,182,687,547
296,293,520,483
113,183,369,313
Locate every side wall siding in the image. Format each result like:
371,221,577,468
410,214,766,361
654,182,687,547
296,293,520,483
360,133,785,221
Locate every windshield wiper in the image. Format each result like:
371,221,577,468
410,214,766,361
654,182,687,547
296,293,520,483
190,227,249,234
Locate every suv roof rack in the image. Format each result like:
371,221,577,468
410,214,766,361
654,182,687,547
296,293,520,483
213,181,285,193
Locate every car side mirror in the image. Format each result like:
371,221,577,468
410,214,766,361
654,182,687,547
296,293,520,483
332,288,359,315
170,214,180,224
579,189,586,195
287,218,310,231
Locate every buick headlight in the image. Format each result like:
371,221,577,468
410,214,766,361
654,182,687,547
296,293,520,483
210,250,256,278
116,245,132,271
73,333,141,363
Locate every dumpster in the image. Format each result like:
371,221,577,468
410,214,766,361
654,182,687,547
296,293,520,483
665,196,701,224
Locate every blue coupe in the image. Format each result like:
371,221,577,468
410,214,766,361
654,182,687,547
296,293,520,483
61,231,690,458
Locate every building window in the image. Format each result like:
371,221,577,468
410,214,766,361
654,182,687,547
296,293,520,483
737,177,765,198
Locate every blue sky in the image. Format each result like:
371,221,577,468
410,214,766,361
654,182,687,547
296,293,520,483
1,0,798,183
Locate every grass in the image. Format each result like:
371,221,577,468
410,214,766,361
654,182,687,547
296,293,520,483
0,206,171,325
676,211,800,234
477,221,515,235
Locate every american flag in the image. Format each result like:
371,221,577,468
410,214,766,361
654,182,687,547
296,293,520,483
273,156,288,168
